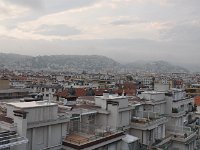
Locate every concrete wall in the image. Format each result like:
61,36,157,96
26,123,66,150
130,124,165,145
130,129,143,143
95,97,107,109
171,140,196,150
154,83,170,92
153,103,166,114
6,104,58,123
120,111,130,127
96,114,108,127
107,104,118,128
25,106,58,123
117,98,129,109
141,92,165,101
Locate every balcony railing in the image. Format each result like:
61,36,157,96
166,125,197,142
133,110,161,119
65,122,123,146
131,116,167,130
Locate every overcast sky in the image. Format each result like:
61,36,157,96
0,0,200,66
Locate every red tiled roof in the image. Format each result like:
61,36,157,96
54,88,87,98
76,88,87,97
195,96,200,106
54,89,68,97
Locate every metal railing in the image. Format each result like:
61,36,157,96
133,110,161,119
131,117,167,129
166,125,195,140
65,121,122,145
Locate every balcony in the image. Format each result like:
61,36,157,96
131,111,167,130
171,108,186,117
63,122,124,149
0,128,28,149
166,125,197,143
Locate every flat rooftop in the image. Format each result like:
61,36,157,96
96,95,127,100
0,88,29,94
142,91,165,94
63,130,124,149
6,101,57,109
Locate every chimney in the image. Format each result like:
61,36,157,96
103,90,109,99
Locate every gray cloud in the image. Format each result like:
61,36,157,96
35,24,81,36
6,0,100,11
1,0,200,72
160,23,200,42
110,19,146,26
0,7,10,15
6,0,44,9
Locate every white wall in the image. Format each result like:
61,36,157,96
107,104,118,128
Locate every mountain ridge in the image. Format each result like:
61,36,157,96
0,53,189,73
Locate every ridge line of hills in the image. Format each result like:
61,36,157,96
0,53,189,73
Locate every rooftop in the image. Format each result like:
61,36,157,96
7,101,57,109
63,122,124,149
0,88,30,94
96,95,127,100
142,91,165,95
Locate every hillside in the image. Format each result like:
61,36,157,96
0,53,120,72
125,60,189,73
0,53,189,73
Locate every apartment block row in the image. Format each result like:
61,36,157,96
0,86,199,150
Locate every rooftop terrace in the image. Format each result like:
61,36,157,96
63,121,124,149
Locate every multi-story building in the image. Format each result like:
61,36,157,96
30,84,61,100
0,84,198,150
132,91,168,148
1,101,69,150
63,92,139,150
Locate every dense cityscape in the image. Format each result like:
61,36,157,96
0,64,200,150
1,0,200,150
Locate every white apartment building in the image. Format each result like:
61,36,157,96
137,76,154,89
131,91,168,147
63,92,140,150
30,85,58,100
2,101,69,150
135,89,197,150
0,88,197,150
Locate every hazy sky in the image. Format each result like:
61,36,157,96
0,0,200,65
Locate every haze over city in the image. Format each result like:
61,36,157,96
0,0,200,67
2,1,200,150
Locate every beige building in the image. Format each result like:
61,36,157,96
0,77,10,90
